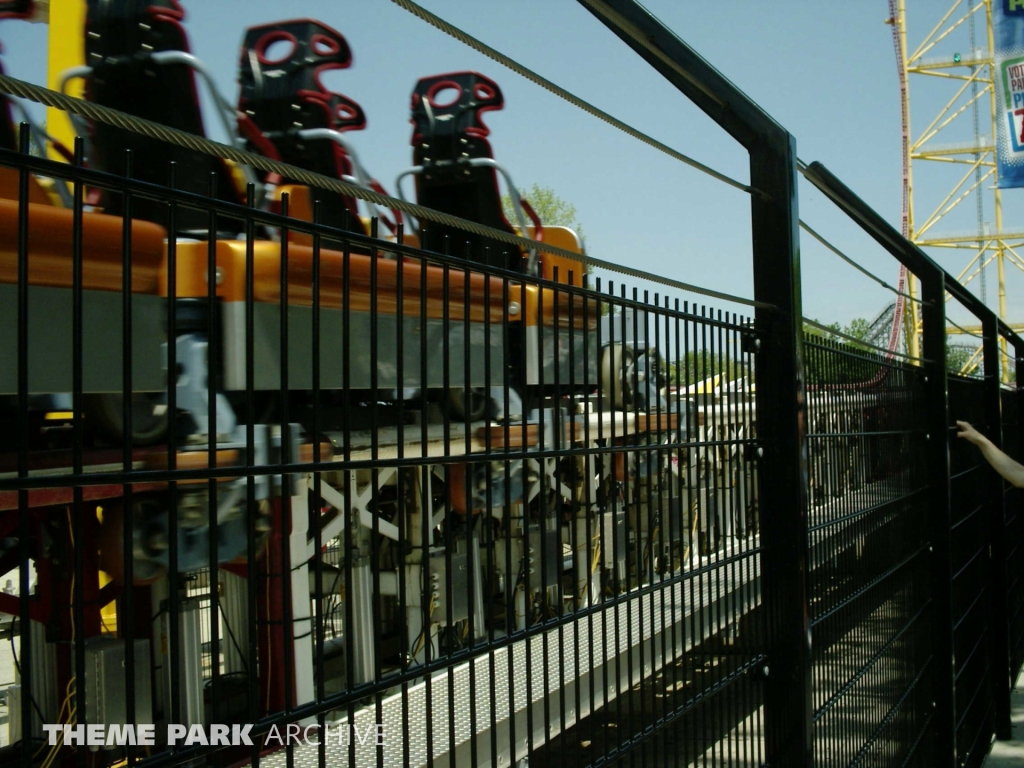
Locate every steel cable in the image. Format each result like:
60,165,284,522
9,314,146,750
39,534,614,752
946,317,983,340
388,0,761,197
0,73,769,309
800,220,923,304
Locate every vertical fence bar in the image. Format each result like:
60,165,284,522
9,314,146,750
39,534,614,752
277,193,293,743
120,148,137,768
985,314,1012,741
206,172,222,739
71,137,86,768
310,200,326,768
15,123,31,768
244,183,260,768
166,161,182,739
1017,338,1024,677
921,269,956,768
748,128,813,768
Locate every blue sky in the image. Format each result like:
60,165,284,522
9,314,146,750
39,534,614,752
2,0,1017,330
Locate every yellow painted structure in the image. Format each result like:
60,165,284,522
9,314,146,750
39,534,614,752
894,0,1024,380
93,506,118,634
44,0,86,162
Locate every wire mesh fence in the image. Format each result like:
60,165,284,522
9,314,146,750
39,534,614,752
1002,387,1024,686
0,139,778,768
804,336,932,768
945,375,996,768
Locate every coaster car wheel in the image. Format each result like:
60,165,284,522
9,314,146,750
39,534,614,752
448,387,489,422
84,392,169,446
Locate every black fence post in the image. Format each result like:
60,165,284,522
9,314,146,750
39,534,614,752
920,269,956,768
747,132,814,768
576,2,813,765
1013,336,1024,685
984,315,1012,740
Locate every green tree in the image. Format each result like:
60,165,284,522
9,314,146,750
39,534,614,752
803,317,872,349
501,183,585,244
842,317,872,344
803,317,880,385
946,343,976,376
803,318,842,340
802,315,986,382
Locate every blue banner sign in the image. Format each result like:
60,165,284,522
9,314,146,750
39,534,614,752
994,1,1024,187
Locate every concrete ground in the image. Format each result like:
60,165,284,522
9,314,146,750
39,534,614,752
985,669,1024,766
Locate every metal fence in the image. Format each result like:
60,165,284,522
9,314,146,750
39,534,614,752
803,337,931,768
947,373,996,768
0,136,771,767
0,1,1022,768
1002,382,1024,688
800,160,1024,768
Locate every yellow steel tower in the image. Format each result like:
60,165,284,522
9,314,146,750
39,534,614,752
892,0,1024,379
45,0,86,161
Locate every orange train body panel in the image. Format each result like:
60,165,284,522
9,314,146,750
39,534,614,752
272,185,423,247
0,180,590,328
272,185,423,248
532,226,587,288
0,167,54,206
522,283,599,330
273,184,324,248
0,198,167,293
277,185,580,285
162,239,516,323
515,226,594,330
265,186,589,327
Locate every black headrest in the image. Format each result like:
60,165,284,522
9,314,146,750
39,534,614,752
238,18,367,234
410,71,503,150
239,19,363,131
85,0,205,136
86,0,187,54
409,71,521,271
85,0,239,231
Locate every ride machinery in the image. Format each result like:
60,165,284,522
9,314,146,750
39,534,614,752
0,0,719,758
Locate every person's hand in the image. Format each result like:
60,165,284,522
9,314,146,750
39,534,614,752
956,420,987,446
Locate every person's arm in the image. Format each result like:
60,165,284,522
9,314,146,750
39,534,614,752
956,420,1024,488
